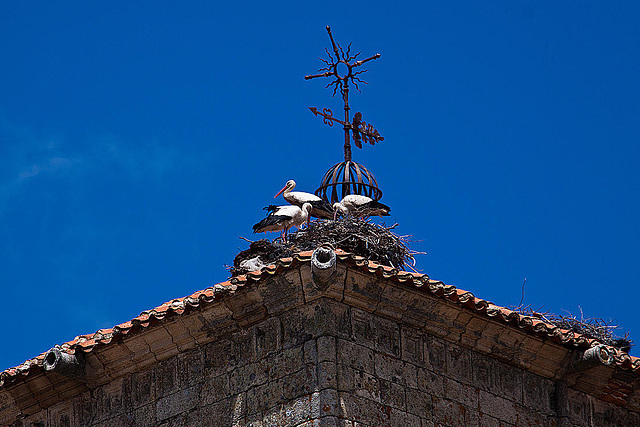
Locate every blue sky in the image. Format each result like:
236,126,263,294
1,2,639,369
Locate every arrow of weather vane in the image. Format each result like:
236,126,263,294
306,26,384,161
308,107,383,149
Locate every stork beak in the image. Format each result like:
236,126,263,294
274,185,287,199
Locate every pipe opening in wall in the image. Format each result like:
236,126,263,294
316,248,332,264
44,351,58,369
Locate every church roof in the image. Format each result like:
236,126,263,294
2,249,638,390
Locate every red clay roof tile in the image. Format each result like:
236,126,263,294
1,250,638,387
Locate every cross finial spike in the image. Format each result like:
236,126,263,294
306,27,385,162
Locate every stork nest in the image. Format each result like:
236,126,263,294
511,304,633,352
230,216,422,277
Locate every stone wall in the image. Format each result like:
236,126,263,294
8,270,640,426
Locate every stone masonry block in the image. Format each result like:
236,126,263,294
352,308,401,358
378,378,406,411
304,339,318,365
197,395,245,427
492,360,522,402
337,364,380,401
94,378,127,421
318,361,337,390
163,317,198,353
375,284,414,322
177,348,203,389
425,336,446,373
338,393,418,427
143,327,180,362
319,388,339,419
417,367,444,397
445,378,478,410
283,364,318,401
402,293,439,330
478,390,518,425
459,316,489,349
231,328,254,365
203,339,234,377
47,401,73,427
73,391,96,426
515,404,558,427
317,336,336,363
229,359,269,394
154,358,178,399
201,373,230,405
522,370,554,415
254,316,281,359
132,369,155,408
133,403,156,426
224,287,268,327
269,345,305,381
400,326,425,366
470,350,494,393
257,270,305,316
261,391,333,426
431,396,466,426
337,339,375,373
281,299,352,348
477,412,501,427
567,388,590,426
405,387,433,418
155,385,200,421
343,269,386,313
374,352,417,388
445,343,472,385
247,377,285,415
196,302,238,339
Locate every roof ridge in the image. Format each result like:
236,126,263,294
1,250,637,387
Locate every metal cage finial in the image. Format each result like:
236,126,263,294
306,26,386,204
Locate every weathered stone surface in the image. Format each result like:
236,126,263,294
343,269,386,313
374,352,417,388
522,370,554,414
281,298,351,348
431,396,468,426
4,267,638,426
445,378,478,409
445,343,472,385
405,387,432,417
317,336,336,363
478,390,518,425
400,327,425,366
154,358,178,399
269,345,305,381
201,373,230,405
352,308,401,358
337,339,375,374
338,393,420,427
417,367,444,397
156,385,199,421
282,364,318,400
253,315,282,359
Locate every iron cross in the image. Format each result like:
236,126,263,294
306,26,384,162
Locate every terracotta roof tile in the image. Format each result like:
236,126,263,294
1,250,638,387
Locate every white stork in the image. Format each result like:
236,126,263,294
333,195,391,219
253,203,312,240
274,179,333,220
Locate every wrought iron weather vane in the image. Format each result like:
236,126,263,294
306,26,384,162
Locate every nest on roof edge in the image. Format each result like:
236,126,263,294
511,304,633,352
230,216,422,277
